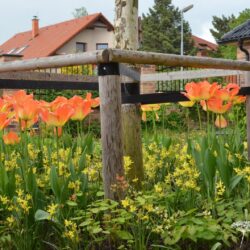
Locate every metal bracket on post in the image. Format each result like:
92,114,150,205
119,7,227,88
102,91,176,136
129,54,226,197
98,63,120,76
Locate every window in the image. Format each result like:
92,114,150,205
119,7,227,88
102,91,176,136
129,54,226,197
15,45,28,54
96,43,108,50
7,48,18,54
76,42,86,53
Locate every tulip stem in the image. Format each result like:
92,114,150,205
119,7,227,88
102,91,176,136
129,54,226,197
196,104,202,130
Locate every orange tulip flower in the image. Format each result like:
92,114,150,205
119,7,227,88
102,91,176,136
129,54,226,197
86,93,100,108
4,90,33,106
40,104,74,127
183,81,219,101
225,83,240,97
0,113,12,130
202,98,232,114
50,96,68,111
14,99,39,121
69,96,92,121
3,131,20,145
215,115,228,128
21,115,39,131
231,95,246,105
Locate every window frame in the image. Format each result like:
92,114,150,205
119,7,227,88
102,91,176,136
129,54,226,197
96,43,109,50
76,42,87,53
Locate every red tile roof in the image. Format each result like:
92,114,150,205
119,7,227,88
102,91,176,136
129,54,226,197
0,13,113,59
192,35,218,51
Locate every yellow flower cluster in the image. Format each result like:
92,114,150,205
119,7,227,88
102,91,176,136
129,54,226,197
235,166,250,183
47,203,58,219
4,151,20,171
16,189,32,214
168,145,200,192
82,154,102,182
63,219,79,243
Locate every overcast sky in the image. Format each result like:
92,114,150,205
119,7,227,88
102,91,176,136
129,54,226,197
0,0,249,45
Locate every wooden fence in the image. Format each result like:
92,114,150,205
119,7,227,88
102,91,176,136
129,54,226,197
0,48,250,198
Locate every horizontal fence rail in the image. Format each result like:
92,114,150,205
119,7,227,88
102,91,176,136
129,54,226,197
108,49,250,71
0,50,109,73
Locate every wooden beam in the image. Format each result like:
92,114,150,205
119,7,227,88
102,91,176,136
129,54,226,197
98,63,124,200
0,79,99,90
108,49,250,71
141,69,242,82
0,50,109,73
0,71,98,82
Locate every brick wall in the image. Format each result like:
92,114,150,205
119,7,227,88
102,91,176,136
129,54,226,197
140,65,156,94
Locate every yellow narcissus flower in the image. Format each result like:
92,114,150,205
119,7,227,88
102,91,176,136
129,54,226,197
178,101,195,107
141,104,161,122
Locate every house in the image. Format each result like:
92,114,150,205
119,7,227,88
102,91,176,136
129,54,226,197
192,35,218,57
0,13,114,61
218,19,250,61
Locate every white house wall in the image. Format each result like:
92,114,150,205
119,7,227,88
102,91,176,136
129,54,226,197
56,27,114,54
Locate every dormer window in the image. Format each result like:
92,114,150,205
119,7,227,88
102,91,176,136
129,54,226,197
76,42,87,53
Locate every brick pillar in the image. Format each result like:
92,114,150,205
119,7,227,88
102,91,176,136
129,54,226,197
140,64,156,94
0,54,23,96
237,40,250,86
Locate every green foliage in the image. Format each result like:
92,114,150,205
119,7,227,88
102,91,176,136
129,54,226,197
141,0,194,55
72,7,88,18
210,8,250,59
210,15,236,42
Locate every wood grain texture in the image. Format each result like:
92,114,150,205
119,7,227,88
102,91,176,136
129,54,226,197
0,50,108,73
99,74,125,200
108,49,250,71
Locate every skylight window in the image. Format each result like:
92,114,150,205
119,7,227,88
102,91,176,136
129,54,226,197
7,48,18,54
15,46,28,54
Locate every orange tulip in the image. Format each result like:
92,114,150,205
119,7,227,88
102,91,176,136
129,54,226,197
232,95,246,105
14,99,39,121
225,83,240,97
40,104,74,127
3,131,20,145
4,90,33,106
0,113,12,130
86,93,100,108
182,81,219,101
202,98,232,114
215,115,228,128
50,96,68,111
69,96,92,121
21,115,39,130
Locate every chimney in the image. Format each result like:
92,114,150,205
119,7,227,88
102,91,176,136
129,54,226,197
32,16,39,38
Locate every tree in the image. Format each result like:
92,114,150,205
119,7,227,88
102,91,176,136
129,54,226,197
141,0,193,55
210,8,250,59
210,15,235,42
72,7,88,18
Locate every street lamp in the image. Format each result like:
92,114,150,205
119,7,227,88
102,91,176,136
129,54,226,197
181,4,194,56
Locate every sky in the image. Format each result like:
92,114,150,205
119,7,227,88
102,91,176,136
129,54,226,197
0,0,249,45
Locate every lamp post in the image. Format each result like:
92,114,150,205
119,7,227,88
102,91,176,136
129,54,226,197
181,4,193,56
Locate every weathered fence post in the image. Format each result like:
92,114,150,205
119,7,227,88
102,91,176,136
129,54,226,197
114,0,144,187
98,63,125,200
245,71,250,160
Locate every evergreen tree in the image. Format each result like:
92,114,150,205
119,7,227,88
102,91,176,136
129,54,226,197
141,0,193,55
210,15,235,42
